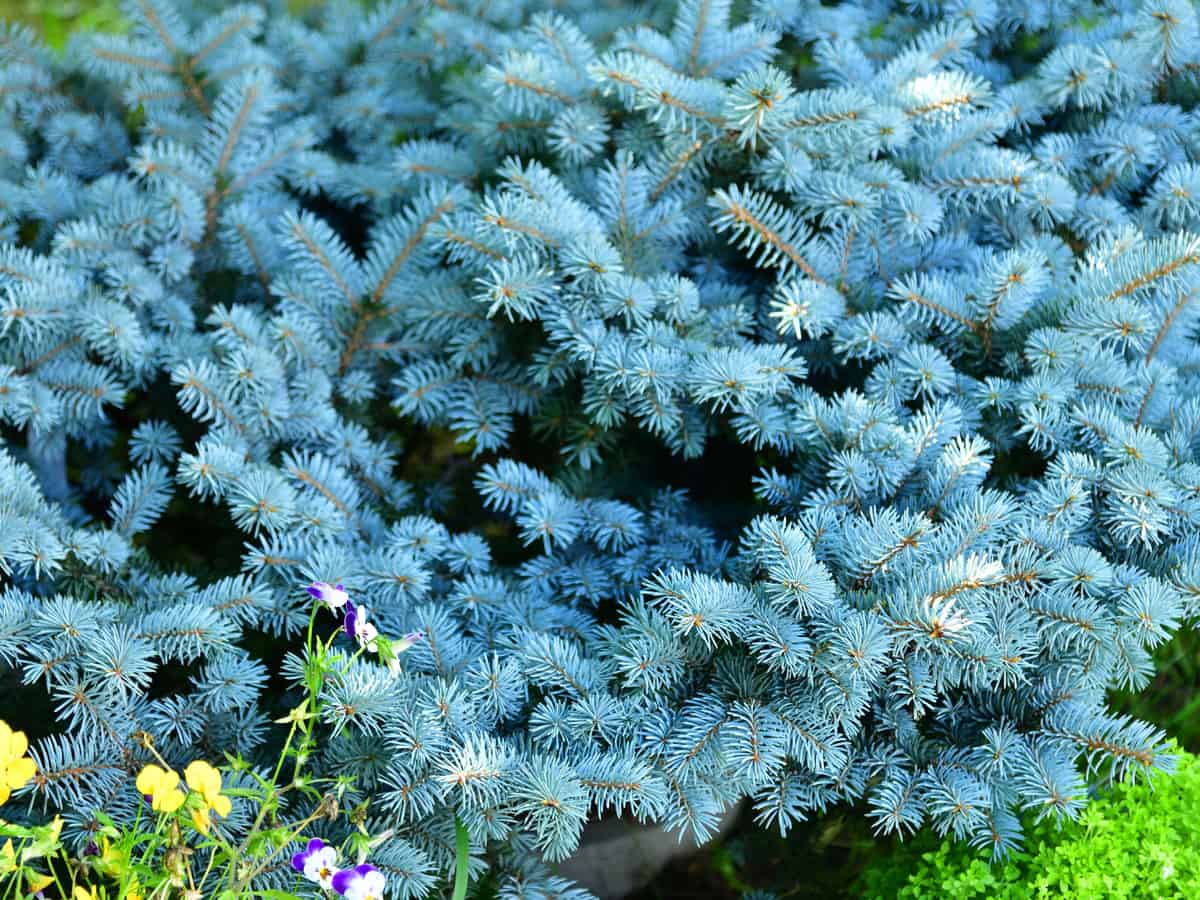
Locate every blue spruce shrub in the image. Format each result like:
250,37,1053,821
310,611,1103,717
1,0,1200,894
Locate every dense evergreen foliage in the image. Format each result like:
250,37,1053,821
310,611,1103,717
2,0,1200,895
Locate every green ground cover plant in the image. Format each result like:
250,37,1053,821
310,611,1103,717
0,0,122,49
854,744,1200,899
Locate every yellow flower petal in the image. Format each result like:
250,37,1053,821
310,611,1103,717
140,766,183,813
212,794,232,818
156,787,185,814
8,729,27,761
96,836,118,863
190,805,211,834
183,760,204,791
6,756,35,790
0,783,9,807
158,768,180,793
135,764,165,796
74,886,97,900
184,760,221,799
94,837,127,878
26,872,54,893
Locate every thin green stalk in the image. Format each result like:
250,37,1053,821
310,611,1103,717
226,718,300,891
196,841,220,892
1,837,27,900
196,827,242,893
116,798,145,899
230,806,326,892
49,846,73,900
451,816,469,900
291,627,339,784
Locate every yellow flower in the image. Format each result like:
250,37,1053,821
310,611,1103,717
183,760,224,808
0,720,37,806
74,886,99,900
45,815,63,846
134,764,185,813
0,839,15,876
183,760,231,834
91,836,125,877
26,871,54,893
89,837,142,898
189,805,213,834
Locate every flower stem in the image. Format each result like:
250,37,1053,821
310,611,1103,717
452,816,469,900
230,807,325,892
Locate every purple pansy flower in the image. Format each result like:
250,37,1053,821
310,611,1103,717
306,581,349,610
332,863,386,900
292,838,340,890
343,600,380,652
291,837,324,872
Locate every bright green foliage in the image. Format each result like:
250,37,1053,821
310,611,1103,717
0,0,123,49
856,745,1200,899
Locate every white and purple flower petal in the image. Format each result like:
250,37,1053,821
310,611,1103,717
332,863,386,900
292,837,327,874
344,600,360,638
344,601,380,652
360,622,379,653
303,844,340,890
307,581,349,609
